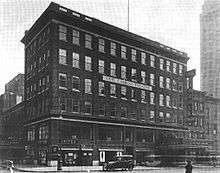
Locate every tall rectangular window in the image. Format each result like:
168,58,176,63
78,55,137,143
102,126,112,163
110,42,116,56
110,84,116,96
150,111,155,122
85,101,92,114
85,56,92,71
159,112,164,119
121,66,126,79
131,68,137,82
121,45,127,59
72,52,79,68
99,60,105,74
166,78,171,89
141,90,147,102
173,80,178,91
159,76,164,88
121,86,127,98
131,49,137,62
173,97,177,108
110,63,116,77
150,55,155,67
141,52,146,65
85,79,92,94
166,95,171,107
179,65,183,76
140,109,146,120
150,74,155,86
59,73,67,89
99,81,105,96
59,49,67,65
150,92,155,104
179,82,183,92
72,29,80,45
72,76,80,91
110,103,116,116
160,59,164,70
72,99,80,113
173,63,177,74
141,71,146,84
60,98,67,111
98,38,105,52
59,25,67,41
39,125,49,140
166,61,170,72
85,34,92,49
131,88,137,101
159,94,164,106
99,102,105,116
121,106,128,117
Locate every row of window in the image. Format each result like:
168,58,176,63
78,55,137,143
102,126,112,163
26,50,50,75
59,72,183,94
58,24,185,76
59,48,184,76
26,27,50,57
27,125,49,141
59,73,183,108
59,98,178,124
26,75,50,99
26,97,50,119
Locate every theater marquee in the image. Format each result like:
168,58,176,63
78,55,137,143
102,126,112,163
103,76,152,91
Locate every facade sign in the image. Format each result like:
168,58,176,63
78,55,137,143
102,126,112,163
103,76,152,91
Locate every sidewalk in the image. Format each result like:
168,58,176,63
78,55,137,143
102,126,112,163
13,165,163,172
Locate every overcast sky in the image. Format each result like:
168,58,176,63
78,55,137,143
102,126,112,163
0,0,204,94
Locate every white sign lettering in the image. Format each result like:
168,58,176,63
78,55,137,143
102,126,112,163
103,76,152,91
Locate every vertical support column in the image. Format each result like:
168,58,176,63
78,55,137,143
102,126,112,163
133,127,137,165
92,124,99,165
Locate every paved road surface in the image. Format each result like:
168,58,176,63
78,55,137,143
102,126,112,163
1,167,220,173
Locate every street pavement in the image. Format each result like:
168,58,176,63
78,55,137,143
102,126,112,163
1,165,220,173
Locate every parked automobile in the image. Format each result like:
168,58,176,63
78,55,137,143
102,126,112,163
103,155,134,171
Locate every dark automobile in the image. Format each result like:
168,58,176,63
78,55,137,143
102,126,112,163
103,155,134,171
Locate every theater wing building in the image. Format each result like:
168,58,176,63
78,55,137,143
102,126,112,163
21,2,189,166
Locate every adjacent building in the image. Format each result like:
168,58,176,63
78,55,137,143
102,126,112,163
3,73,24,111
200,0,220,98
21,2,189,166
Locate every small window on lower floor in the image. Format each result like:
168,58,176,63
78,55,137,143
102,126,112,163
85,101,92,114
99,102,106,116
72,99,80,113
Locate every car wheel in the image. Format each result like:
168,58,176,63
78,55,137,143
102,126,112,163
128,165,133,171
109,166,114,172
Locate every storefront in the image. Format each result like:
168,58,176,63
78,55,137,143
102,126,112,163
61,148,93,166
99,148,123,164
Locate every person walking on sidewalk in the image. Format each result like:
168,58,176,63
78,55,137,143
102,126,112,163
185,160,193,173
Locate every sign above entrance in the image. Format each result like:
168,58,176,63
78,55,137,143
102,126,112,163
103,76,152,91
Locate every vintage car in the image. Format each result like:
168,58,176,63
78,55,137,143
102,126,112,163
103,155,134,171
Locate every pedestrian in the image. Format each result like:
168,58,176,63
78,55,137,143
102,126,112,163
185,160,193,173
